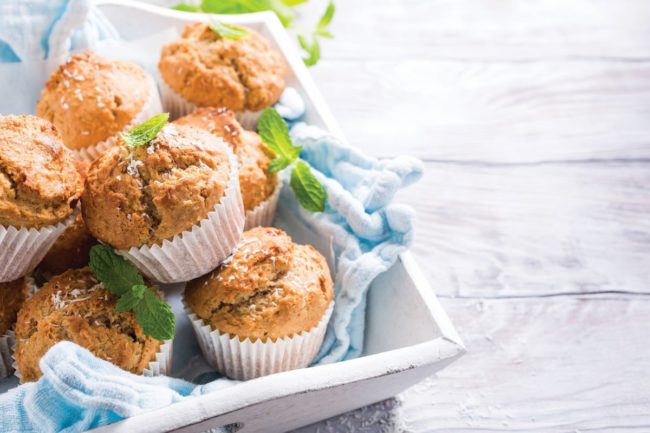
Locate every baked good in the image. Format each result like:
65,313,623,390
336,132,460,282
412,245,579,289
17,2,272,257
39,159,96,277
0,115,83,282
81,121,245,283
174,107,278,213
0,276,31,378
184,227,334,379
36,51,161,158
37,212,97,277
0,115,82,228
158,22,286,118
14,268,163,382
0,277,30,337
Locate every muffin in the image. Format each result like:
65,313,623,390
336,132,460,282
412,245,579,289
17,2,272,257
82,122,245,283
174,107,279,228
0,277,31,378
14,268,169,382
184,227,334,380
38,160,96,277
37,212,97,278
36,51,163,161
158,22,286,126
0,115,83,282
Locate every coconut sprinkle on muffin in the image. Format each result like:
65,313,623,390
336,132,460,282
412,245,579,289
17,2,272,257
36,51,162,159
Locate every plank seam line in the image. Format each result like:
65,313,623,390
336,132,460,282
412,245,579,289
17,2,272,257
439,290,650,300
411,158,650,167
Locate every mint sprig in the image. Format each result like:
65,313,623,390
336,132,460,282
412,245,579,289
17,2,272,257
89,245,176,341
209,19,250,40
258,108,327,212
170,0,335,67
258,108,302,172
121,113,169,149
290,161,326,212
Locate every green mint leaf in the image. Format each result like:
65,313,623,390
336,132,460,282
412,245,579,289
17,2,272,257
171,3,201,11
210,19,250,40
258,108,302,171
268,0,295,27
89,244,145,296
280,0,306,5
290,160,327,212
317,1,335,33
133,289,176,341
201,0,294,27
201,0,265,13
298,34,320,67
268,156,292,173
121,113,169,149
115,284,146,313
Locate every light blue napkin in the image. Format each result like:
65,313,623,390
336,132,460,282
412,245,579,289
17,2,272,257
0,342,237,433
0,0,423,431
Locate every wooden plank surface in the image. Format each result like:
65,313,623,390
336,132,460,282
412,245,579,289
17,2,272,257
299,0,650,431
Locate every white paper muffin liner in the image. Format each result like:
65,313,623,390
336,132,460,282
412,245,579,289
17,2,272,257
0,331,15,379
159,79,262,128
244,178,281,230
186,302,334,380
75,75,163,162
0,209,77,283
0,275,39,379
117,151,245,283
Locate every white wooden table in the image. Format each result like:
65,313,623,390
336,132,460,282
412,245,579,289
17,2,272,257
296,0,650,431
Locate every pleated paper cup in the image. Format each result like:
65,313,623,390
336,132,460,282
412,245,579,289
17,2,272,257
159,80,263,128
0,331,15,379
244,178,281,230
143,339,173,377
0,210,77,283
186,302,334,380
75,75,163,162
117,151,245,284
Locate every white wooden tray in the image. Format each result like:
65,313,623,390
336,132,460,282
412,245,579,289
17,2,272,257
0,2,466,431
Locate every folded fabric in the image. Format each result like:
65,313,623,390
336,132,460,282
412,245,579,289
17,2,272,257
0,0,423,430
285,123,422,362
0,342,237,433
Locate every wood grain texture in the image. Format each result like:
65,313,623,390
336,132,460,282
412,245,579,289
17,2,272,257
311,60,650,161
400,297,650,432
304,0,650,431
323,0,650,61
399,161,650,298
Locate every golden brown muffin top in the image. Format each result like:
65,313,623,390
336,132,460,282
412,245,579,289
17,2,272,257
159,23,286,112
0,115,82,228
0,277,29,336
174,107,277,211
36,51,152,150
14,267,162,382
185,227,334,341
82,123,231,249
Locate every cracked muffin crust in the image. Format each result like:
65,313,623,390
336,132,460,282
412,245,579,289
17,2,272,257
184,227,334,341
81,123,232,249
0,115,82,228
14,267,162,382
39,160,96,276
36,51,154,151
0,277,30,336
159,23,286,112
174,107,277,211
